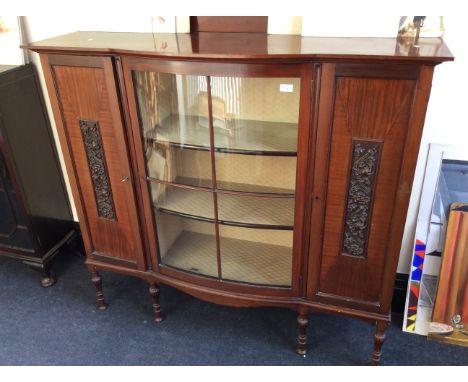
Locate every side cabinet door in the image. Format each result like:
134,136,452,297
44,55,145,270
307,63,433,313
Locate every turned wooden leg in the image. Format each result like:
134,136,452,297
370,320,389,365
27,263,56,287
91,270,107,310
40,266,55,288
296,312,309,356
149,283,163,323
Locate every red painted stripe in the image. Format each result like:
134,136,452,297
410,284,420,298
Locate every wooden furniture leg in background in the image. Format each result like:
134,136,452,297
91,270,107,310
370,320,389,365
40,264,55,288
27,263,55,288
296,310,309,356
149,282,163,323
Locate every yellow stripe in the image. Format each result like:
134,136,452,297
407,323,416,331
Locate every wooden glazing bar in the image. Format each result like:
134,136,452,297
207,76,223,280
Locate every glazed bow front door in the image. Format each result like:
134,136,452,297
124,59,309,294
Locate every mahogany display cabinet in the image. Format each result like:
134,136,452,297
23,31,453,364
0,64,76,286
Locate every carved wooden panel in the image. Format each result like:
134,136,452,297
79,119,116,220
342,139,382,258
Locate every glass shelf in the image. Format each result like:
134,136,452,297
149,176,294,196
162,231,218,278
146,114,298,155
145,143,296,195
159,218,293,287
219,225,293,286
215,152,296,194
156,213,218,278
153,184,214,222
152,183,295,229
177,177,294,195
217,193,294,228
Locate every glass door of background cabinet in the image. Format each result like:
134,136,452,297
130,62,302,288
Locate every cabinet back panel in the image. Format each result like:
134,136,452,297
314,70,417,306
52,62,143,268
0,65,71,223
0,150,34,251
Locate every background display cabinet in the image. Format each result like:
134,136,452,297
0,64,76,286
24,31,453,364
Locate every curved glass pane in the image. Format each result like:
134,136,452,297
133,69,301,286
156,212,218,278
215,152,296,194
134,71,213,187
210,77,300,154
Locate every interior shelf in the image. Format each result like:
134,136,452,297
155,185,295,229
146,114,298,155
161,230,292,287
149,176,295,196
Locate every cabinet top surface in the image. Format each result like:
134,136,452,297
23,31,454,63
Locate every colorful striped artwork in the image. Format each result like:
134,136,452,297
406,240,426,331
403,145,468,335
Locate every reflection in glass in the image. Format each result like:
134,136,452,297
146,144,212,187
133,71,211,151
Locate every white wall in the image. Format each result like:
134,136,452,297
0,17,24,65
268,16,302,35
302,15,399,37
17,16,466,274
397,16,466,273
